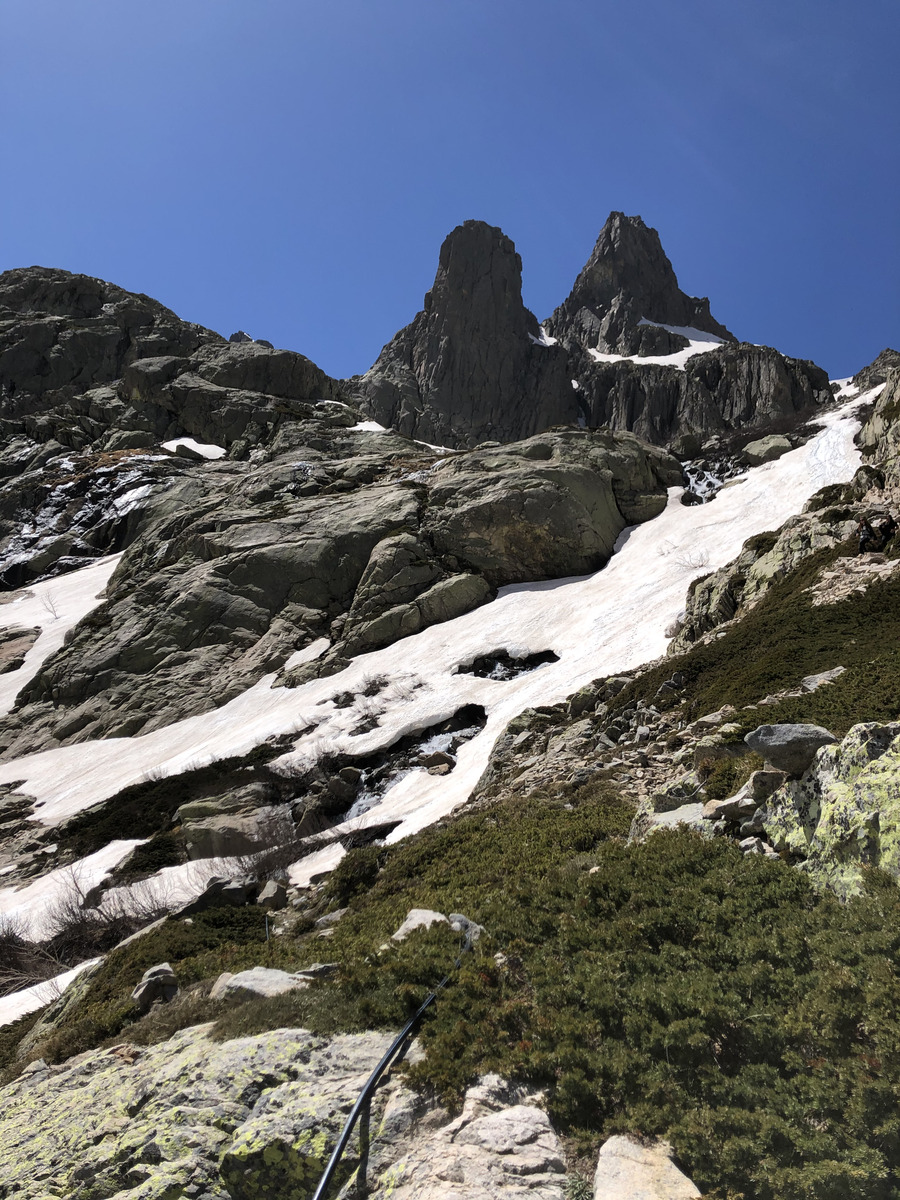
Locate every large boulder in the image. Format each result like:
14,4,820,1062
422,429,682,587
209,966,315,1001
744,723,837,776
131,962,178,1013
369,1074,566,1200
761,722,900,895
592,1135,702,1199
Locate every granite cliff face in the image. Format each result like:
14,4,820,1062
353,212,832,452
544,210,734,356
352,220,574,448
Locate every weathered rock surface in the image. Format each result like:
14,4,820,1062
0,426,680,757
740,433,793,465
209,966,313,1001
370,1073,566,1200
572,342,831,455
851,346,900,394
131,961,178,1013
354,220,573,448
0,1025,566,1200
592,1134,702,1199
744,723,837,777
353,214,832,455
761,722,900,895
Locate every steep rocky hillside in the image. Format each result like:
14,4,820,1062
0,224,898,1200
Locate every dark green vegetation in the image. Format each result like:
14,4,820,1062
3,907,311,1071
11,784,900,1199
696,752,764,799
611,537,900,738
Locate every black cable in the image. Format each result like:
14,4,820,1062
310,925,474,1200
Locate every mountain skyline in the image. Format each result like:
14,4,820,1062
2,1,897,382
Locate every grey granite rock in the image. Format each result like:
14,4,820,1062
744,723,837,776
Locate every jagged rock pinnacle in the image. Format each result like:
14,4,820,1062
545,212,735,356
352,220,574,448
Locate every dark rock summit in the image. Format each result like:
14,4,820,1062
353,213,832,455
352,220,574,448
545,211,735,357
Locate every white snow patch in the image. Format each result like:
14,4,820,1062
351,421,388,433
589,319,725,371
529,326,558,347
161,438,227,460
0,397,872,909
0,841,143,940
0,958,102,1029
831,377,859,400
284,637,331,671
0,555,122,719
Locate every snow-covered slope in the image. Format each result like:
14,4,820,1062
0,396,868,924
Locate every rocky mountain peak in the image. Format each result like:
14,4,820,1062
421,219,541,339
545,211,735,356
351,221,573,448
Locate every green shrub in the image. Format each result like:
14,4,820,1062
286,808,900,1200
324,845,386,907
699,753,764,799
610,541,900,734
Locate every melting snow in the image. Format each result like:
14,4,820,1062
0,555,122,718
350,421,388,433
589,319,725,371
529,326,558,347
0,397,872,903
831,377,860,400
0,840,143,940
161,438,227,460
0,958,102,1029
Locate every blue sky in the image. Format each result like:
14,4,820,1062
2,0,897,380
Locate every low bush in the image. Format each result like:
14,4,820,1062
698,752,764,799
30,905,313,1065
309,816,900,1200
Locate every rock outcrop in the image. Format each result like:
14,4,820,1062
352,213,832,455
760,722,900,895
545,211,733,356
0,1027,567,1200
0,426,680,756
593,1134,702,1199
353,220,574,448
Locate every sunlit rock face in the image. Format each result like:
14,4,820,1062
762,722,900,895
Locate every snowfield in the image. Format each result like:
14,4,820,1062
588,319,725,370
0,396,872,932
0,555,122,719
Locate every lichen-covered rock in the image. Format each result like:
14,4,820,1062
761,722,900,895
0,1024,396,1200
0,1026,567,1200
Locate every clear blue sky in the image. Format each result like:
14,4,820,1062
2,0,897,380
